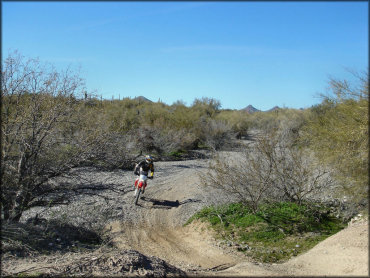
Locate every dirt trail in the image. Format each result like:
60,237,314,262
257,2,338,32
2,145,368,276
219,220,368,276
105,159,247,272
104,156,368,276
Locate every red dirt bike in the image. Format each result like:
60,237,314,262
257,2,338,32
134,174,152,205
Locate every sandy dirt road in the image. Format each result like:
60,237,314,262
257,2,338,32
104,158,369,276
219,220,368,276
105,159,247,273
2,148,368,276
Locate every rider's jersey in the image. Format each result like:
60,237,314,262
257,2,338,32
135,160,154,177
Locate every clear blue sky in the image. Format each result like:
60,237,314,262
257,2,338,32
2,1,368,110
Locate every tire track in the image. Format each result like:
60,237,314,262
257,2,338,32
105,158,245,271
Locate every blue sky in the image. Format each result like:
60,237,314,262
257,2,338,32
2,1,368,110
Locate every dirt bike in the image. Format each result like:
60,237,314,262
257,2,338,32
134,174,152,205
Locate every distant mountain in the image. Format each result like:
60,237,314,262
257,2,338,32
241,105,260,114
134,96,153,103
266,106,280,112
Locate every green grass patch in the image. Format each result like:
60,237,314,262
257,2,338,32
186,201,346,263
168,149,187,158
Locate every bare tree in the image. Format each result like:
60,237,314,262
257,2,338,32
131,125,198,157
1,51,110,221
200,128,333,212
203,119,235,151
200,150,272,213
262,130,333,204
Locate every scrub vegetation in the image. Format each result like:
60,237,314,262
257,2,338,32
190,69,368,263
186,201,346,263
1,51,368,266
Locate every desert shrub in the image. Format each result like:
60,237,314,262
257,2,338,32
131,125,198,156
169,101,197,130
99,96,230,153
191,97,221,118
105,103,140,132
199,129,332,212
216,110,250,139
187,201,346,263
0,51,120,222
248,108,307,137
89,132,138,170
202,119,235,151
301,70,368,204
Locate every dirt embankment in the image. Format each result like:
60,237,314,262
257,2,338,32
104,159,244,273
105,158,369,276
2,149,368,276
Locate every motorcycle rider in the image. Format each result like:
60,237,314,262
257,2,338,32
133,155,154,194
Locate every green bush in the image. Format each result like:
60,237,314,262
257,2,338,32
257,202,343,235
301,71,368,204
187,201,346,263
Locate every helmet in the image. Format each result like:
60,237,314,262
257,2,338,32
145,155,153,163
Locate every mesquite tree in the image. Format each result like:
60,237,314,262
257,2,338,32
200,129,332,212
1,51,109,221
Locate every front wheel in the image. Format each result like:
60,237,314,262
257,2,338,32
134,187,141,205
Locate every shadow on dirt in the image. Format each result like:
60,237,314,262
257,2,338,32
173,163,207,169
140,197,201,209
175,165,192,168
244,134,257,141
1,218,101,257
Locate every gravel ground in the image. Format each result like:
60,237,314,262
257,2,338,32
2,135,368,276
3,150,244,276
20,154,236,230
